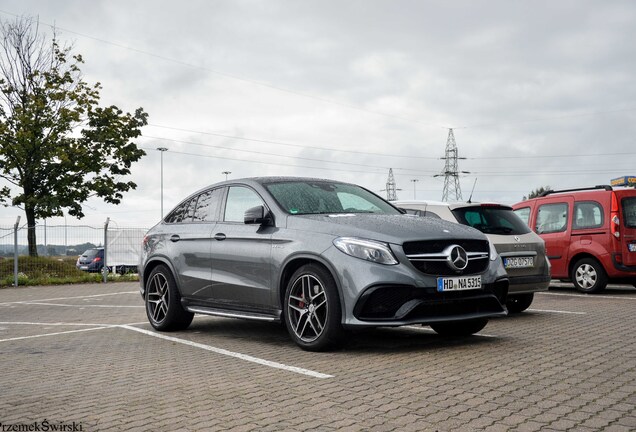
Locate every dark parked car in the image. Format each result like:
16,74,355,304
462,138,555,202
76,248,106,273
139,177,509,351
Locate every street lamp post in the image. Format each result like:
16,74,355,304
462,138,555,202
157,147,168,219
222,171,231,181
411,179,419,200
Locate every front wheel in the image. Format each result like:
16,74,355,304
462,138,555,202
145,265,194,331
430,318,489,337
571,258,607,293
506,293,534,313
283,264,344,351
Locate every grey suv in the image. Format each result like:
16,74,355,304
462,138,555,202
140,178,509,351
396,200,551,313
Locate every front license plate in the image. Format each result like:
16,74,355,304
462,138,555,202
629,243,636,252
504,256,535,269
437,275,481,292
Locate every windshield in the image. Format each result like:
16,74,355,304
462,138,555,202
265,181,401,215
452,206,531,235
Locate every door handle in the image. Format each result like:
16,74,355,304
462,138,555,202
170,235,180,242
214,233,226,241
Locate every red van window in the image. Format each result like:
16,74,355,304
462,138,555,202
624,197,636,228
514,207,531,225
573,201,603,230
536,203,568,234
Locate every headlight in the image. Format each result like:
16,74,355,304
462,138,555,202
489,239,499,261
333,237,398,265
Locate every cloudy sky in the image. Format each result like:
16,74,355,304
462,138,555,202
1,0,635,229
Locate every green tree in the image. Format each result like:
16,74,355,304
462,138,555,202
0,17,147,256
523,185,552,201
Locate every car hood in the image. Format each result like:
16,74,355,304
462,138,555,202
285,214,486,245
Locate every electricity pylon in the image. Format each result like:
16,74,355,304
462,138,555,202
382,168,400,201
439,128,467,201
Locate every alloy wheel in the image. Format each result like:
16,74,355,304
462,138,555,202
147,272,170,324
287,274,328,343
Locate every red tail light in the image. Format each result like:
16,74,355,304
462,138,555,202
610,192,620,239
92,257,102,263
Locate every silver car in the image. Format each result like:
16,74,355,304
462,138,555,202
140,178,509,351
396,200,550,313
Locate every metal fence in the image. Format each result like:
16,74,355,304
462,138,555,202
0,218,148,287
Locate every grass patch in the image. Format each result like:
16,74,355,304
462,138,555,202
0,256,138,287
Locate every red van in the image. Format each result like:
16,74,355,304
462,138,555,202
512,185,636,293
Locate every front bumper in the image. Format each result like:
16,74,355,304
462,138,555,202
348,278,509,327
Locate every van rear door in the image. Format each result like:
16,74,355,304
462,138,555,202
619,192,636,267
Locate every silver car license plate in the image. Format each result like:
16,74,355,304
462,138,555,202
504,257,534,269
437,275,481,292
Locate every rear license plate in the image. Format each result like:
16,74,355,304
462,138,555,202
437,275,481,292
80,266,88,270
504,257,534,269
629,244,636,252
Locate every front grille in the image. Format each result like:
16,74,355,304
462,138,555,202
403,239,489,255
410,259,488,276
403,239,490,276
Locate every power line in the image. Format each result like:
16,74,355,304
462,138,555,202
145,123,636,161
140,134,439,173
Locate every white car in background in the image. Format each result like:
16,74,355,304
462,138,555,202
396,200,551,312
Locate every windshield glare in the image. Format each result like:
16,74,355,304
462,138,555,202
265,181,400,215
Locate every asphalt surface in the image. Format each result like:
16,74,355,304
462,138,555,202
0,281,635,431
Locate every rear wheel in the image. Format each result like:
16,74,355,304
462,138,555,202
283,264,344,351
145,265,193,331
571,258,607,293
430,318,489,336
506,293,534,313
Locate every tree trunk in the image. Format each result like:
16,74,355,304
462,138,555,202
25,206,38,257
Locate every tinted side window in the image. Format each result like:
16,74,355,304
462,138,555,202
223,187,265,222
514,207,531,226
193,188,223,222
536,203,568,234
573,201,603,229
623,197,636,228
165,199,192,224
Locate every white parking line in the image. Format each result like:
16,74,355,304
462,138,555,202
527,308,586,315
539,292,636,300
120,325,334,379
0,326,109,343
0,291,138,306
23,302,144,309
0,320,333,378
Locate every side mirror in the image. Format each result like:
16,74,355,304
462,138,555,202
244,205,272,225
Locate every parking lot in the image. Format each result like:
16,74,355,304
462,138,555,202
0,282,635,431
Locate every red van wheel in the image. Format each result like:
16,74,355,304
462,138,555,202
571,258,607,293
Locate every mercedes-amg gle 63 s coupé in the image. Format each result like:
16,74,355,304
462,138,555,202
140,177,509,351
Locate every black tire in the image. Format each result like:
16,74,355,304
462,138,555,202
430,318,489,337
506,293,534,313
283,264,344,351
571,258,607,293
145,264,194,331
